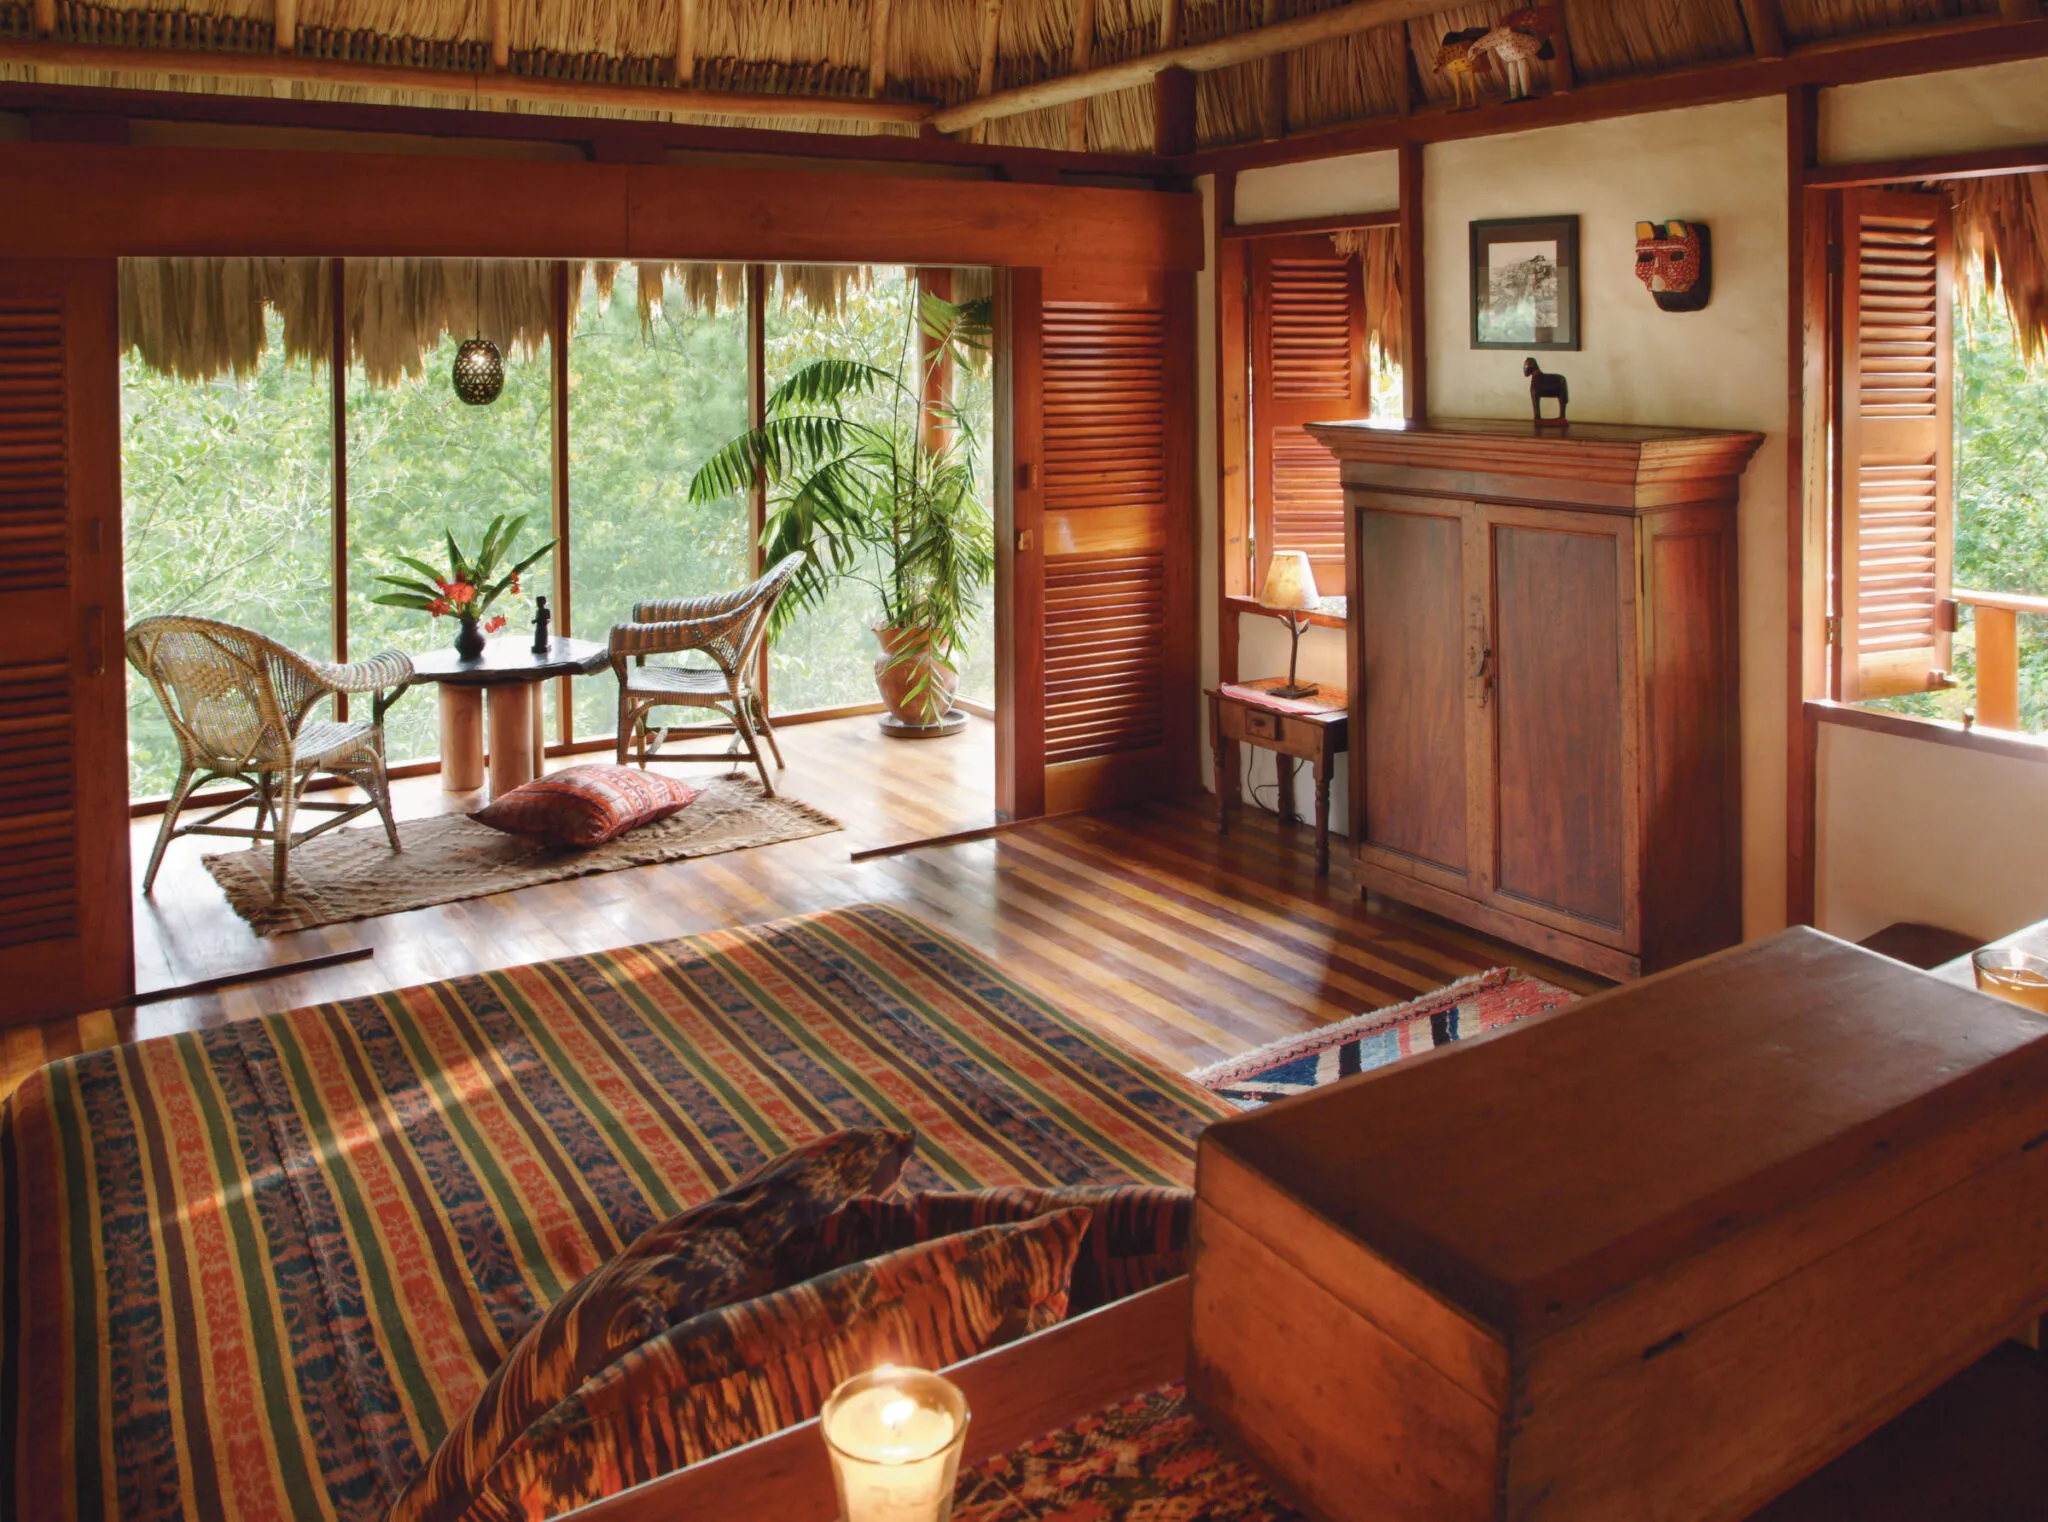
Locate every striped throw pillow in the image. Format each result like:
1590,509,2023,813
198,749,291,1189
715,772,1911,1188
467,1208,1093,1520
390,1129,915,1522
470,764,699,848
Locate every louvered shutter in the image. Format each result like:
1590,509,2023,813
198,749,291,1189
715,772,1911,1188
1834,190,1954,701
1010,267,1195,815
1251,236,1369,599
0,261,131,1023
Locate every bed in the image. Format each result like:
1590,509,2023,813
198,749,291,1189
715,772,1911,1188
0,903,1229,1522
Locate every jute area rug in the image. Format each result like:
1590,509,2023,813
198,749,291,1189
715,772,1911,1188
203,776,841,936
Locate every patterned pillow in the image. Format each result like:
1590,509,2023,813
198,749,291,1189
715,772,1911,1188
390,1129,915,1522
466,1208,1093,1521
470,764,699,848
789,1184,1194,1315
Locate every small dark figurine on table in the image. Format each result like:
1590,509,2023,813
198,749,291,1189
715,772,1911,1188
531,594,552,654
1525,357,1569,427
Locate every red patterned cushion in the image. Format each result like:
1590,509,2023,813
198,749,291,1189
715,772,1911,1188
470,764,698,848
390,1129,915,1522
792,1184,1193,1314
467,1209,1093,1520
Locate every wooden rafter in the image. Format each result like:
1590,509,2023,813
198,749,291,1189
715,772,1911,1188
677,0,699,86
870,0,895,95
490,0,509,71
0,38,930,123
1740,0,1786,59
274,0,296,55
1159,0,1181,50
931,0,1448,134
31,0,52,37
1067,0,1096,153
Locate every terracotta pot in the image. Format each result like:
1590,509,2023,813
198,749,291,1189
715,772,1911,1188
873,625,959,728
453,614,486,661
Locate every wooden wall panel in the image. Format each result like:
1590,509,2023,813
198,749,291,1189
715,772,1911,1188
0,142,1203,271
0,259,132,1023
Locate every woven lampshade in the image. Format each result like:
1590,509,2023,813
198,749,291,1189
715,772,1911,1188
452,336,505,405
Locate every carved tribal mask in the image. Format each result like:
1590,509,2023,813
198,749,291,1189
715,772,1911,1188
1634,220,1711,312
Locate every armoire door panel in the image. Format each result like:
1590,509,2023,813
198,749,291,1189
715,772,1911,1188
1356,501,1469,882
0,260,132,1022
1488,518,1630,937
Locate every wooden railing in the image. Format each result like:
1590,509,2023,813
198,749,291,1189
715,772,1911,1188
1954,587,2048,731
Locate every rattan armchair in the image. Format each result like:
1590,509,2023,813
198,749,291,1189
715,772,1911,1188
609,553,804,796
127,615,415,898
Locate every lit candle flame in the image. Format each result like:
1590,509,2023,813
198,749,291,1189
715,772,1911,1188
880,1396,915,1432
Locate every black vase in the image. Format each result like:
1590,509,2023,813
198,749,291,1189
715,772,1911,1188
453,615,486,661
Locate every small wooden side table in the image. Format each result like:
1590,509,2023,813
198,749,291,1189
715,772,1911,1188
409,636,609,799
1205,678,1349,875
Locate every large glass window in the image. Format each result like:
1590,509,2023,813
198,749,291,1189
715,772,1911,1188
345,328,555,764
120,313,333,798
566,265,752,736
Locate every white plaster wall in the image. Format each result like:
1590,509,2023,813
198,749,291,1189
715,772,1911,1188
1232,149,1400,225
1817,724,2048,943
1822,56,2048,164
1425,97,1791,939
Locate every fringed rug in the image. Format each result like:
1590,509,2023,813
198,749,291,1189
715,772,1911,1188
1,903,1230,1522
204,775,840,935
1191,967,1577,1109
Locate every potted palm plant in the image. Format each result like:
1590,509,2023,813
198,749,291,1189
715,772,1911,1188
689,291,995,731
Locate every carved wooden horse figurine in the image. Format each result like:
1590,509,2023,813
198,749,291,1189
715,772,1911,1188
1525,357,1568,427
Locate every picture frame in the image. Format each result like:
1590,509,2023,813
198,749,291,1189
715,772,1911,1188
1469,215,1580,350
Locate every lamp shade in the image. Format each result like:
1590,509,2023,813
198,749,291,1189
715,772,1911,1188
1258,550,1322,613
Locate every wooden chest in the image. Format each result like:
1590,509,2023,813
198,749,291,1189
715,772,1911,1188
1187,930,2048,1522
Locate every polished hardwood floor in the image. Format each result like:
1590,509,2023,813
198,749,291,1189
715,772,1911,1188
2,714,1602,1101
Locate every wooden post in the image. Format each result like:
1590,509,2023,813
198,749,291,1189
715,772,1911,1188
676,0,698,85
1786,84,1822,927
329,256,349,719
748,264,770,714
1259,0,1286,141
1397,143,1425,422
1067,0,1095,153
870,0,895,95
551,258,572,746
916,267,955,454
1153,64,1197,157
1975,605,2022,729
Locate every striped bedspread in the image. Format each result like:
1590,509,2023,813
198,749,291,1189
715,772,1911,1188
0,904,1228,1522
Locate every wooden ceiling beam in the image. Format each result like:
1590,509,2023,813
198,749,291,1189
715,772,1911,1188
929,0,1448,134
1067,0,1096,154
1740,0,1786,60
275,0,297,55
0,37,930,124
490,0,510,71
870,0,895,95
677,0,698,86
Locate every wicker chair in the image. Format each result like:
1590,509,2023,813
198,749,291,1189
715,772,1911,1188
609,554,804,796
127,615,415,898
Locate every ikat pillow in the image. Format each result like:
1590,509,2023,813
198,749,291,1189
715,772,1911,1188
469,763,698,848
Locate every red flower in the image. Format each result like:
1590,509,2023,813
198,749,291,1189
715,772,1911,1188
434,576,452,594
510,573,522,594
429,598,451,617
485,614,508,634
451,581,476,606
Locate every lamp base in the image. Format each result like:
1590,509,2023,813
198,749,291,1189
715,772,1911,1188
1268,681,1320,700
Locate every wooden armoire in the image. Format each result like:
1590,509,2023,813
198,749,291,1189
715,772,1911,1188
1308,419,1762,980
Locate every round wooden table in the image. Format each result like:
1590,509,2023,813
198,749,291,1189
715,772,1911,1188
408,636,609,798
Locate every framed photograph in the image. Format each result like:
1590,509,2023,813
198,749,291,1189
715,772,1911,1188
1469,215,1579,350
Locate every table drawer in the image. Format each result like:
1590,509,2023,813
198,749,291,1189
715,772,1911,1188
1219,700,1318,758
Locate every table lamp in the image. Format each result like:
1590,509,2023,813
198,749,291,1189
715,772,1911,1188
1259,550,1322,700
821,1365,971,1522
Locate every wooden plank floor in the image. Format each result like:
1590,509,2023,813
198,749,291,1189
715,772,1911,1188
2,713,1602,1101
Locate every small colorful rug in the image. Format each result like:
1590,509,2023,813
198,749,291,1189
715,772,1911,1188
1191,967,1577,1108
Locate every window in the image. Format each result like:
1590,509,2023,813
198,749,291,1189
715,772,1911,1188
1222,223,1403,616
1830,180,2048,735
120,308,333,799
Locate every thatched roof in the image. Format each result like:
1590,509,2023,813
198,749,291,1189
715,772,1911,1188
0,0,2013,155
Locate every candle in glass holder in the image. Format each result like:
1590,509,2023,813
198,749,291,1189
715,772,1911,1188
820,1366,970,1522
1974,947,2048,1013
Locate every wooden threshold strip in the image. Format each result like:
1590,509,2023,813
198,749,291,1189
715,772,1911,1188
848,808,1089,862
125,946,376,1009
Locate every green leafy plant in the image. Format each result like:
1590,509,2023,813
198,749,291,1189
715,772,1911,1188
370,512,557,632
689,290,996,719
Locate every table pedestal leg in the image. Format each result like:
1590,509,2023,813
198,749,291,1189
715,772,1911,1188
439,686,484,793
531,679,549,775
487,683,538,799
